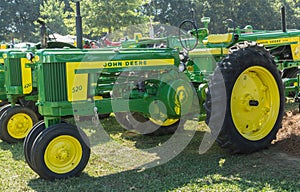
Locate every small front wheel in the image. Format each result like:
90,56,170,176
0,104,16,140
0,106,38,143
29,123,90,180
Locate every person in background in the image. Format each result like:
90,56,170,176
91,41,98,48
83,40,91,48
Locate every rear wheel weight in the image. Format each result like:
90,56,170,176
205,42,284,153
29,123,90,180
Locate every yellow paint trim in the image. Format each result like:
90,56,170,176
256,37,299,46
66,62,88,101
0,44,7,49
21,58,32,94
93,96,103,100
66,59,174,101
290,44,300,60
189,48,229,56
0,58,4,64
150,118,179,126
68,59,174,69
207,34,233,44
34,55,40,62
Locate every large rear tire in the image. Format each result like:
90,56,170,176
205,42,284,153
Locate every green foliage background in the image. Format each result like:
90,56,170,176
0,0,300,43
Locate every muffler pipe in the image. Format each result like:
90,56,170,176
281,6,286,32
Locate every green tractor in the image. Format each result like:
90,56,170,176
0,20,75,143
19,6,298,180
178,7,298,153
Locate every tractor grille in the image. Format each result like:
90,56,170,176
43,62,68,102
8,58,22,86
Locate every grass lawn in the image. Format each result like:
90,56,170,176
0,114,299,192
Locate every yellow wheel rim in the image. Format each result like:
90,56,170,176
150,113,179,126
230,66,280,141
231,66,280,141
149,84,184,126
44,135,82,174
174,85,186,115
150,118,179,126
7,113,33,139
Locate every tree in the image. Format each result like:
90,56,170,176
78,0,147,38
142,0,194,26
271,0,300,29
39,0,69,36
0,0,41,42
196,0,281,33
142,0,298,33
2,0,300,42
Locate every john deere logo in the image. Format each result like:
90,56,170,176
103,60,147,68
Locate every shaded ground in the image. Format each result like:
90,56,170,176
272,109,300,158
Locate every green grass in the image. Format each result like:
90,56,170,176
0,117,299,192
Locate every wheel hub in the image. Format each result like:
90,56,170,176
249,100,259,107
44,135,82,174
7,113,33,139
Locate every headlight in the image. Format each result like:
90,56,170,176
26,52,34,61
179,54,185,61
178,62,186,72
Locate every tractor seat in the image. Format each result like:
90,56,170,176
206,33,233,44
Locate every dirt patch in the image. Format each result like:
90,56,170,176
272,110,300,158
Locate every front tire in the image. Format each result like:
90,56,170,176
23,120,46,172
0,104,16,140
0,106,38,143
205,42,284,153
29,123,90,180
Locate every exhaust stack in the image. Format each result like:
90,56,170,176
75,1,83,49
281,6,287,32
37,19,47,49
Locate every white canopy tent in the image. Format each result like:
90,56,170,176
48,33,76,45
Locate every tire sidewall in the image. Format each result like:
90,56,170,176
23,120,46,171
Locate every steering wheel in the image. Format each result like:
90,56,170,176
178,20,199,51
